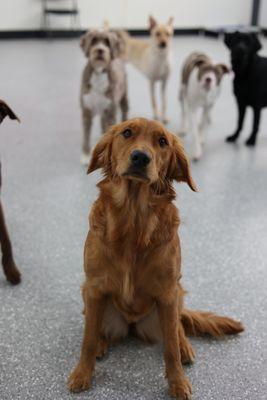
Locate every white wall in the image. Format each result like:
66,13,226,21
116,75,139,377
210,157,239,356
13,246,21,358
0,0,253,31
259,0,267,27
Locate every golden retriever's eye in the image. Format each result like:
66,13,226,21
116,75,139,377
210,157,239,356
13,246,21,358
122,129,132,138
159,136,168,147
156,32,160,37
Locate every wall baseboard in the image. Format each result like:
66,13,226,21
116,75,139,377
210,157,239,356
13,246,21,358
0,27,265,40
0,28,207,39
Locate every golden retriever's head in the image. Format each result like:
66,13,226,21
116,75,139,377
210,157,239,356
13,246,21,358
80,30,118,69
149,15,174,50
88,118,196,192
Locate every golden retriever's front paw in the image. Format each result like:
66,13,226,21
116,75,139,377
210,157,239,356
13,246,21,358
68,364,92,393
169,376,192,400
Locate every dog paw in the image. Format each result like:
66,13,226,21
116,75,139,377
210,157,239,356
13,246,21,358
68,365,92,393
245,137,256,146
169,376,192,399
96,337,108,359
226,133,239,143
80,152,91,166
3,260,21,285
181,342,195,365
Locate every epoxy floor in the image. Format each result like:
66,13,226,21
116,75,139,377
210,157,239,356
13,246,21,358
0,36,266,400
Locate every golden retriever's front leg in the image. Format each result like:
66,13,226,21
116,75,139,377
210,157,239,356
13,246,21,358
68,292,106,392
157,296,192,400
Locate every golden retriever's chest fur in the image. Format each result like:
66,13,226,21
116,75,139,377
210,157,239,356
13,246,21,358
113,291,155,323
85,180,181,318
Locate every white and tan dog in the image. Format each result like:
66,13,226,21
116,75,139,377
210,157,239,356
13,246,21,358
80,30,128,165
179,53,229,160
127,16,173,123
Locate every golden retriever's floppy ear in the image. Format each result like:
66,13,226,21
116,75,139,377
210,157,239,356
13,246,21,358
168,136,197,191
0,100,20,124
87,130,114,174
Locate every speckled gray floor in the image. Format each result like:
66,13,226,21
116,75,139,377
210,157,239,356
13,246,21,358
0,36,267,400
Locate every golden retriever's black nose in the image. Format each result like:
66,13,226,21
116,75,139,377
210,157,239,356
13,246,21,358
131,150,150,168
159,42,166,48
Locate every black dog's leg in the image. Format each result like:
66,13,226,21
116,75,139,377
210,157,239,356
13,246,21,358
226,102,246,143
0,202,21,284
245,107,261,146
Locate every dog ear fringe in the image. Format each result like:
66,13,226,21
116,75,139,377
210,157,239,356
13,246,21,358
0,100,20,124
87,130,114,174
168,136,197,192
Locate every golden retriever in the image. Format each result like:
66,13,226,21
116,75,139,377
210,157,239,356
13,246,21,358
68,118,244,399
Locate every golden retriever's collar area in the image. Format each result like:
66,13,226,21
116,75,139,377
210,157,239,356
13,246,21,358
94,178,179,249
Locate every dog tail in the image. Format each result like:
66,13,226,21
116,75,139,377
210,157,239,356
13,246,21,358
181,309,244,338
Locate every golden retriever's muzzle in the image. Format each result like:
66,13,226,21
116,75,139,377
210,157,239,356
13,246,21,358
122,150,151,182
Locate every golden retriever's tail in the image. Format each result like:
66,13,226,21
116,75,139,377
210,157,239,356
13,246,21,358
181,309,244,338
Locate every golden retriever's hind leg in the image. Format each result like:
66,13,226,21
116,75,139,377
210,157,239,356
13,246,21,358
101,302,129,342
135,307,162,343
96,336,108,359
179,324,195,365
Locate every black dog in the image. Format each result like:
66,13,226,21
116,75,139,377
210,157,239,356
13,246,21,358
224,32,267,146
0,100,21,284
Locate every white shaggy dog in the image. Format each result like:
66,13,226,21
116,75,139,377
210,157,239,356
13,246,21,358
179,53,229,160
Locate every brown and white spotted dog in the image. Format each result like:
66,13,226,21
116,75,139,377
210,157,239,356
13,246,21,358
0,100,21,284
80,30,129,165
179,52,230,160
